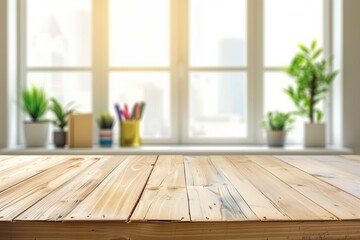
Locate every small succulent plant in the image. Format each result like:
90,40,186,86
97,112,115,129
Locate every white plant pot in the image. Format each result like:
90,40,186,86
24,122,49,147
304,123,326,148
266,131,287,147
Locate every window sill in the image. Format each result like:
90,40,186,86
0,145,353,155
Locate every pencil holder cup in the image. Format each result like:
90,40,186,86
120,120,141,147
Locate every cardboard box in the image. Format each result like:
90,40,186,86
68,113,93,148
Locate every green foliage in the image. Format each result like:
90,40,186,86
284,40,338,123
97,112,115,129
21,86,49,122
262,111,295,131
50,98,75,131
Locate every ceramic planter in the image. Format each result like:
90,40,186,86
266,131,287,147
53,130,67,148
24,122,49,147
304,123,326,148
99,129,113,147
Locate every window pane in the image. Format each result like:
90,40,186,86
263,72,304,142
109,72,171,139
190,0,247,67
27,72,92,113
189,72,247,138
27,0,92,67
265,0,323,66
109,0,170,67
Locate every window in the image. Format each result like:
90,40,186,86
20,0,329,145
264,0,325,142
188,0,247,140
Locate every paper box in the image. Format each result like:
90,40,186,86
68,113,93,148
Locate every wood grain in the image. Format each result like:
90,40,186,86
16,156,126,221
0,155,75,193
0,156,13,162
65,155,158,221
226,155,336,220
0,155,40,173
184,156,257,221
0,156,99,221
0,154,359,239
209,155,289,221
0,221,359,240
249,155,360,220
276,155,360,198
311,155,360,177
131,155,190,222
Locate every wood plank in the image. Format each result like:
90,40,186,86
0,155,77,193
249,155,360,220
0,156,13,162
0,156,99,221
342,155,360,162
1,221,360,240
276,155,360,198
15,156,127,222
65,155,158,221
310,155,360,177
0,155,40,173
226,155,336,220
209,155,289,221
184,156,258,221
131,155,190,222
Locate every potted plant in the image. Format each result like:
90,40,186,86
262,111,294,147
49,98,75,148
284,40,338,147
97,112,115,147
21,86,49,147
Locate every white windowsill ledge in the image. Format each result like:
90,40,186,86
0,145,353,155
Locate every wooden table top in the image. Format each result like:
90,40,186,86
0,155,359,223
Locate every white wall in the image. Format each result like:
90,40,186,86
343,0,360,153
0,0,17,150
0,0,8,149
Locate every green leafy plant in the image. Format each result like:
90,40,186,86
21,86,49,122
97,112,115,129
50,98,75,131
284,40,338,123
262,111,295,131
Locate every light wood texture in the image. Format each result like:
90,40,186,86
0,156,99,221
0,155,13,162
277,155,360,198
0,221,359,240
209,155,289,221
65,155,158,221
16,156,126,221
226,155,336,220
342,155,360,162
0,155,73,193
132,155,190,221
0,154,359,239
311,155,360,177
249,155,360,220
0,155,39,173
185,156,257,221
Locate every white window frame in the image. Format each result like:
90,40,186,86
17,0,332,145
